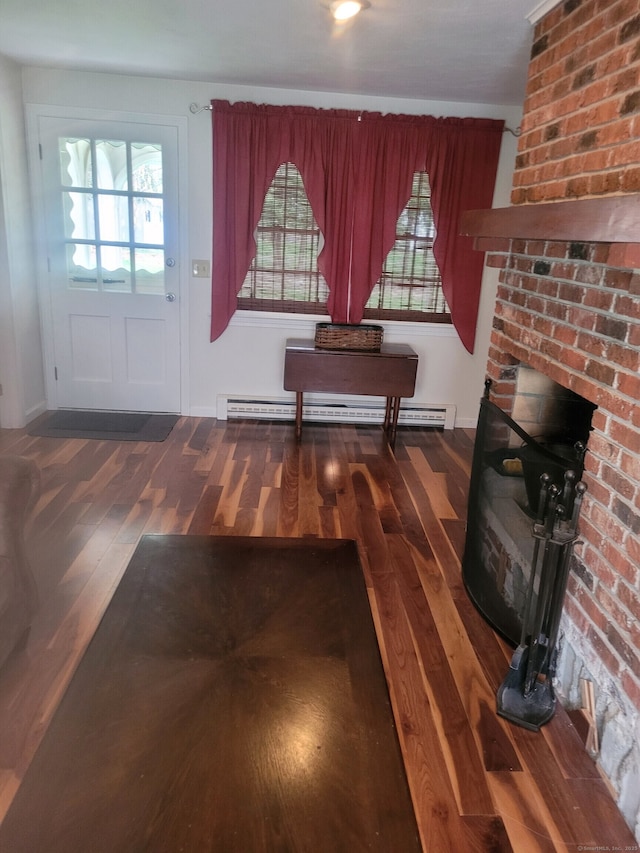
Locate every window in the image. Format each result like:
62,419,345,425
238,163,329,314
364,172,448,322
211,100,504,351
238,163,449,322
59,137,165,295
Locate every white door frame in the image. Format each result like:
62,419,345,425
26,104,190,415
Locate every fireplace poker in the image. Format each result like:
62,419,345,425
518,474,551,647
523,484,561,696
545,481,587,672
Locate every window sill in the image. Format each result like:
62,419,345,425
229,310,457,338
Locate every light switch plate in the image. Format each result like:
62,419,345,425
192,259,211,278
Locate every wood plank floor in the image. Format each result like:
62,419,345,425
0,416,636,851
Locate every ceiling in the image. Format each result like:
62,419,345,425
0,0,538,106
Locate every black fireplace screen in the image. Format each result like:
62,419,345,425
462,382,591,646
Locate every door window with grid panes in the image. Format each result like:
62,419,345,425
60,138,166,295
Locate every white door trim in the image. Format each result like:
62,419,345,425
25,104,190,415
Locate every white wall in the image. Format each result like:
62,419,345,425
0,56,45,427
20,66,521,428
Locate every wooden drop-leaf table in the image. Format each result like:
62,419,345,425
283,338,419,446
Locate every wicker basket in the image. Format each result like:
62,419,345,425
315,323,384,351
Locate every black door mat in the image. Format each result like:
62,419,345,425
28,410,180,442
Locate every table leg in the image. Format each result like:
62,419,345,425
384,397,393,431
295,391,303,441
388,397,401,447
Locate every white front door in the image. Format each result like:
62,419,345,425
36,116,182,412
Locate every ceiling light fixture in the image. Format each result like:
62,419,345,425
329,0,370,22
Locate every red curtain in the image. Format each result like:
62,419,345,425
422,118,504,353
348,113,423,324
210,100,503,353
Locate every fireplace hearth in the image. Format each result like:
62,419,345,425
457,226,640,836
458,0,640,835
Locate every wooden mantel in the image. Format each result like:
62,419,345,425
460,194,640,244
460,194,640,268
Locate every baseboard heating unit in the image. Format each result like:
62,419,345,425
218,396,456,429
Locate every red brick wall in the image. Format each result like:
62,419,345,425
482,0,640,730
512,0,640,204
484,237,640,710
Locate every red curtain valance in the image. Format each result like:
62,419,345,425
210,100,504,353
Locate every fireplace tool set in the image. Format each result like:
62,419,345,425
497,467,587,731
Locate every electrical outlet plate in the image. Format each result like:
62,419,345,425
192,259,211,278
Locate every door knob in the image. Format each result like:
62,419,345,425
165,292,177,302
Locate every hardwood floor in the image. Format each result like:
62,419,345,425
0,416,636,851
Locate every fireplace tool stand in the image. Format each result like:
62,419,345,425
497,472,587,731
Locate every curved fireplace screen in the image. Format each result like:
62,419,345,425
462,380,594,645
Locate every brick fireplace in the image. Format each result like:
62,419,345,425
462,0,640,839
